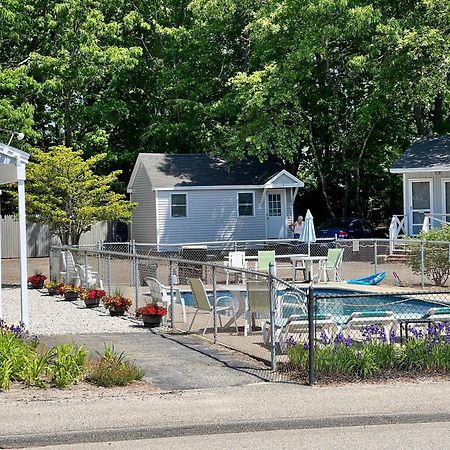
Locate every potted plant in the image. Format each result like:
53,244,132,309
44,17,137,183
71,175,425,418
61,284,83,301
27,273,47,289
44,280,64,296
80,289,106,308
136,304,168,328
102,292,132,316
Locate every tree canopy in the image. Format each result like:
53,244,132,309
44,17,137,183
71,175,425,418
2,0,450,222
25,146,135,245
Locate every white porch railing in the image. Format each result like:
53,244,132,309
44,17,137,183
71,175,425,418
389,213,450,254
389,215,408,254
421,213,450,232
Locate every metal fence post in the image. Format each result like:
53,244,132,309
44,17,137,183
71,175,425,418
169,260,175,330
84,251,89,288
308,283,315,386
268,263,277,371
131,239,136,286
212,265,217,344
374,240,378,274
420,241,425,288
107,254,112,295
96,240,101,276
134,254,139,311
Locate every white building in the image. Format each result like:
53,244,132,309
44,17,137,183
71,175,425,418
127,153,304,245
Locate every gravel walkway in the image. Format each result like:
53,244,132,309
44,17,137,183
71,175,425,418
1,288,147,336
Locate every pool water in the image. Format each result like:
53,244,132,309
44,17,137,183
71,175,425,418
180,288,446,323
314,289,446,322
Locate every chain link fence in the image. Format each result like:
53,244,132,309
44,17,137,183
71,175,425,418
91,237,450,289
49,239,450,384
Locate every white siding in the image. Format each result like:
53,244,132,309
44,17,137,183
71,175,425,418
130,165,157,243
157,189,268,244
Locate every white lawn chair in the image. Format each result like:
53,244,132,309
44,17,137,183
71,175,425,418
225,251,247,284
423,307,450,323
77,264,103,289
278,313,338,353
341,311,397,343
146,277,187,323
187,278,238,334
59,251,80,285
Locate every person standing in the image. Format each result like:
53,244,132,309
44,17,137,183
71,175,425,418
289,215,304,239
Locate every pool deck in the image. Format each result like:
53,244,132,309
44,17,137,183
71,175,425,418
169,281,450,366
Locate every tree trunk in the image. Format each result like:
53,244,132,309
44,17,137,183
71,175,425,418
432,94,444,133
413,104,425,135
64,99,72,147
305,127,335,218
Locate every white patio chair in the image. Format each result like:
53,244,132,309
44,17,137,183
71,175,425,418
145,277,187,323
59,251,80,285
225,251,247,284
278,314,338,354
341,311,397,343
76,264,103,289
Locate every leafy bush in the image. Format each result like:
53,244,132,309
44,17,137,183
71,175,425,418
286,322,450,379
47,344,88,388
0,321,37,389
406,224,450,286
0,321,144,390
88,345,144,387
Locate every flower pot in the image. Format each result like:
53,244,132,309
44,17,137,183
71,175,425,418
142,314,163,328
84,298,100,308
30,283,44,289
64,291,79,301
110,307,126,316
47,287,59,296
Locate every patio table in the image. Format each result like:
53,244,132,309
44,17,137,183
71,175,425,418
290,255,327,282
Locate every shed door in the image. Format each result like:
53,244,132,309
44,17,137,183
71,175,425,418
266,190,285,238
444,180,450,223
409,180,432,235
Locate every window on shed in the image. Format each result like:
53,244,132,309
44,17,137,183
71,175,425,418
171,194,187,217
238,192,254,216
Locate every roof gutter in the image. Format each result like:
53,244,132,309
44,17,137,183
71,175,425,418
390,166,450,174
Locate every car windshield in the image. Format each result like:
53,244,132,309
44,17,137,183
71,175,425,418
317,219,353,230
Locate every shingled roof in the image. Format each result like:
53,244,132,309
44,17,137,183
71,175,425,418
129,153,296,189
391,135,450,173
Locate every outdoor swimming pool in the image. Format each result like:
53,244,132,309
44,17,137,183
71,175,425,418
180,288,447,323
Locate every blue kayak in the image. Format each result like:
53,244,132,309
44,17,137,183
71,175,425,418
347,272,386,286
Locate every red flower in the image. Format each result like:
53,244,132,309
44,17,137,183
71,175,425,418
27,274,47,285
136,304,168,317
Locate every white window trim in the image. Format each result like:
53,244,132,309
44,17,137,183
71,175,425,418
237,191,255,217
170,192,188,219
442,178,450,222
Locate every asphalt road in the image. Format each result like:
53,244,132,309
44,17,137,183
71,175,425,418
1,381,450,449
23,422,450,450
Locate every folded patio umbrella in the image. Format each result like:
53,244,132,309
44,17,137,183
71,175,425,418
299,209,316,256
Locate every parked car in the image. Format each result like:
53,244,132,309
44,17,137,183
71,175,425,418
315,218,385,239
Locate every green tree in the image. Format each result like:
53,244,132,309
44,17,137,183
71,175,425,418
406,225,450,286
25,146,136,245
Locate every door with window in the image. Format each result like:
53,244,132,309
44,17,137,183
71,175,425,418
444,180,450,224
266,190,285,238
409,180,432,235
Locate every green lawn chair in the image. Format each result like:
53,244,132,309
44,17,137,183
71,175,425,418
319,248,344,282
256,250,276,274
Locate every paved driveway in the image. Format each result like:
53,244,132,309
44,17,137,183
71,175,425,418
40,331,271,391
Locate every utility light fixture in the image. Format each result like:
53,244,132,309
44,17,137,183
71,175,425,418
7,131,25,145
